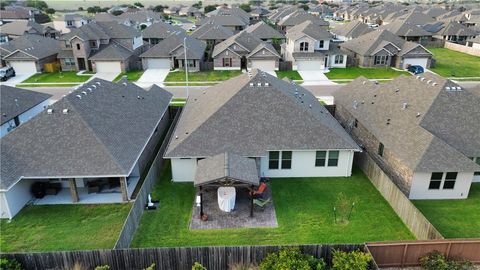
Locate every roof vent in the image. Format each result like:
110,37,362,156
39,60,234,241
427,80,433,84
402,102,408,110
249,82,254,87
416,75,421,79
76,95,82,99
395,88,400,92
175,136,178,139
62,109,69,115
82,91,87,95
91,85,97,88
420,77,425,81
353,100,358,109
432,82,437,86
456,86,462,91
87,88,92,92
309,104,312,108
47,108,53,114
123,82,127,86
362,81,367,85
445,86,451,91
264,82,269,87
96,82,101,85
416,112,421,117
257,82,262,87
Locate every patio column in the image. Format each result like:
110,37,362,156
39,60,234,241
120,177,128,202
69,178,79,203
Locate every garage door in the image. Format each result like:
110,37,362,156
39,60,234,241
296,60,323,71
146,58,170,69
250,60,276,71
403,58,429,69
95,61,122,73
9,61,37,74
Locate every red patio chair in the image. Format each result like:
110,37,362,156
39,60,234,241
250,182,267,198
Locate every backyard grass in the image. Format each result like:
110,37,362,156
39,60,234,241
428,48,480,78
131,162,414,247
113,70,144,82
0,204,131,252
16,83,80,87
23,71,92,83
413,183,480,238
165,70,243,82
276,70,303,81
325,67,410,80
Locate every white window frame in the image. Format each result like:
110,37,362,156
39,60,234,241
334,55,344,64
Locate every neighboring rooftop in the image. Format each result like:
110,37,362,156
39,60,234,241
0,34,60,59
332,21,374,39
245,21,285,40
0,86,51,125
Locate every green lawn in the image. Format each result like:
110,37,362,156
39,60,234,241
113,70,145,82
16,83,80,87
132,162,413,247
165,70,243,82
276,70,303,81
413,183,480,238
23,71,92,83
325,67,410,80
0,204,131,252
428,48,480,78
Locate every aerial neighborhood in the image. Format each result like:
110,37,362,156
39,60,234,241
0,0,479,269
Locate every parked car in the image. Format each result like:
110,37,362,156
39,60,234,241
0,66,15,81
408,65,424,74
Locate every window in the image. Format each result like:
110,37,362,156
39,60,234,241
90,41,96,48
76,43,81,50
64,41,71,48
315,151,327,167
334,55,344,64
269,151,279,169
186,59,196,68
65,58,75,66
378,143,384,157
374,55,388,65
328,151,339,167
281,151,292,169
319,40,324,48
299,41,309,51
443,172,457,189
66,20,73,26
223,58,232,67
429,172,443,190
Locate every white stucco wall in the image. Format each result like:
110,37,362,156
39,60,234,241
0,192,11,219
0,119,16,138
133,35,144,50
171,158,197,182
409,172,473,200
260,150,355,178
1,179,33,219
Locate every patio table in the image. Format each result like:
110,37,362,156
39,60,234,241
217,186,236,212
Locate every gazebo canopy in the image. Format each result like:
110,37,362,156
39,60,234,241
194,152,259,187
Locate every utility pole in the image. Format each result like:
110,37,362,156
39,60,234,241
184,37,189,98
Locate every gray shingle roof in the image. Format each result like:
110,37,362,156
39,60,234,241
61,21,140,41
142,21,185,40
140,32,206,59
378,19,433,37
0,21,46,36
164,69,360,158
1,86,51,125
333,74,480,173
332,21,374,39
195,152,259,186
190,23,234,41
212,31,280,59
55,13,90,22
89,43,133,61
245,21,285,40
425,21,477,36
206,7,250,22
286,20,333,41
277,10,328,27
0,34,60,60
0,78,172,191
118,10,162,23
197,15,248,27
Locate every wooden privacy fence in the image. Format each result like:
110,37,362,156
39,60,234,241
368,239,480,267
113,108,182,249
444,41,480,57
355,153,444,240
2,244,375,270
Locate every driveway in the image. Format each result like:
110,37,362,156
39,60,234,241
91,72,119,82
136,69,170,87
298,70,336,85
1,73,35,86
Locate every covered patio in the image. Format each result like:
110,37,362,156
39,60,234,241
189,152,278,230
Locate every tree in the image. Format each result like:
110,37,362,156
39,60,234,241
153,5,166,13
45,8,55,15
134,2,144,8
112,10,124,16
239,3,251,12
300,4,309,11
192,1,202,9
78,7,84,11
204,5,217,13
310,0,319,4
26,0,48,11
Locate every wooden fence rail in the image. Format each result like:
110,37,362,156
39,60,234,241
113,108,182,249
2,244,374,270
368,239,480,267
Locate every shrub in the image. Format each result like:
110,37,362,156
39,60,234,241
259,247,326,270
0,258,23,270
332,249,372,270
95,265,110,270
192,262,207,270
144,263,156,270
420,250,473,270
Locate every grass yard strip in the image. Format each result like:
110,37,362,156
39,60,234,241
132,162,413,247
165,70,243,82
16,83,80,87
413,183,480,238
276,70,303,81
114,70,145,82
23,71,92,83
428,48,480,78
325,67,410,80
163,82,219,86
0,203,132,252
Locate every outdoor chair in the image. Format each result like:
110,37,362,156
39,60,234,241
253,198,271,208
250,182,267,198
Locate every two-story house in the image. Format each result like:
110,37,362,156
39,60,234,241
142,21,185,45
58,21,144,73
53,13,91,34
212,31,280,74
283,21,347,71
277,10,329,33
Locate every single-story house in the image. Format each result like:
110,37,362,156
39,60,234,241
377,19,433,43
0,85,52,138
0,20,59,39
0,78,172,219
333,74,480,199
140,33,206,72
164,69,361,182
423,21,478,44
341,29,433,69
0,34,60,74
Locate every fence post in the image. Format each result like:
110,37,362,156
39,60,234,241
401,244,408,267
446,242,452,258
